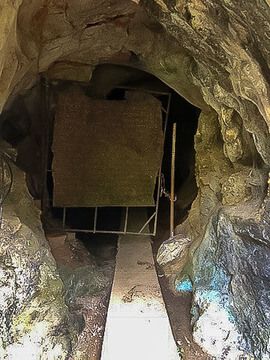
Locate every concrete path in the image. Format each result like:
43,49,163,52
101,212,180,360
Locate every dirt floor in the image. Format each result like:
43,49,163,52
47,231,116,360
46,200,211,360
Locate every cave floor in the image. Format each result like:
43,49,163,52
46,203,211,360
100,210,179,360
47,232,115,360
153,200,211,360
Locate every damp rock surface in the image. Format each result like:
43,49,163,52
191,206,270,359
1,0,270,359
176,110,270,358
0,144,77,359
140,1,270,355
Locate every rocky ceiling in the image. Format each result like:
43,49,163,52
0,0,204,111
1,0,270,359
1,0,270,163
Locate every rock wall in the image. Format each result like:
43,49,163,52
147,1,270,358
0,143,77,359
191,112,269,358
0,0,270,358
0,0,204,111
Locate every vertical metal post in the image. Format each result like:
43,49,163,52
41,76,50,215
0,207,2,230
153,93,171,236
62,207,66,228
124,207,129,233
153,169,162,236
93,207,98,233
170,123,177,238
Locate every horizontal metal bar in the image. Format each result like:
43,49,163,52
49,203,156,209
57,228,154,236
115,86,171,96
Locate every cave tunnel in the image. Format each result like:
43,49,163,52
0,63,201,359
1,1,270,359
1,64,200,253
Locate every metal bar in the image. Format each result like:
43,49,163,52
123,207,129,233
47,197,156,208
164,93,171,137
0,206,3,230
47,82,170,97
161,107,168,113
41,76,50,214
153,172,162,237
153,93,171,236
138,211,156,233
170,123,177,238
62,228,154,236
62,207,66,228
115,86,170,96
49,88,172,238
93,207,98,233
1,156,4,192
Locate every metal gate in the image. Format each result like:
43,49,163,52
42,82,171,236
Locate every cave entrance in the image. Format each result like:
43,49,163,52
42,79,171,236
0,64,201,358
1,64,200,239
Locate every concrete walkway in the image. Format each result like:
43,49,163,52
101,213,179,360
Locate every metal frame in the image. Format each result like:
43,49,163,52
43,83,171,236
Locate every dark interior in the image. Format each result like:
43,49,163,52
0,65,200,253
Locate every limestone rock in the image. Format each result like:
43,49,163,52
1,0,270,358
221,171,252,205
0,146,77,359
0,1,205,112
157,234,191,277
192,298,245,359
138,2,270,355
142,0,270,165
192,207,270,358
